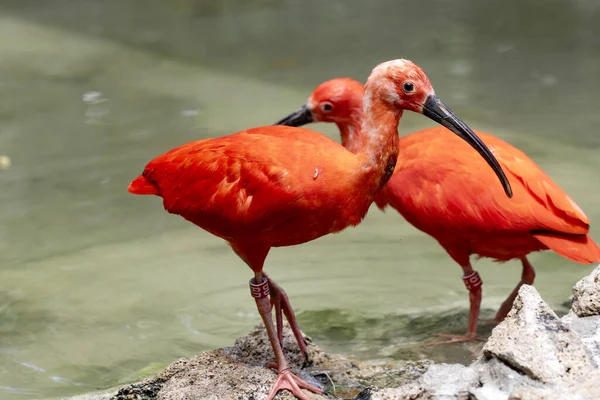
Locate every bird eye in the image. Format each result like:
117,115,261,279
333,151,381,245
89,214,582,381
402,82,415,93
320,102,334,112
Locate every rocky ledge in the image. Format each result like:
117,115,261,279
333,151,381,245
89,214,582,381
73,266,600,400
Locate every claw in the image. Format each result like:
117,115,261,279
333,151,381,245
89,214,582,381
265,368,323,400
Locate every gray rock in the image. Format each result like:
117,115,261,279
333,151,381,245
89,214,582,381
472,357,543,396
482,285,595,384
470,386,510,400
372,363,479,400
571,265,600,318
508,369,600,400
562,313,600,367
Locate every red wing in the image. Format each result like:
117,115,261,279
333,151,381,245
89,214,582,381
138,127,355,235
386,128,590,236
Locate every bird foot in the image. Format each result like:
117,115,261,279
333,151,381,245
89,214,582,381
425,333,486,347
265,366,323,400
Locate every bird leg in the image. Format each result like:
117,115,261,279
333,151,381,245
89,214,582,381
427,269,486,346
250,275,323,400
262,272,310,367
493,257,536,323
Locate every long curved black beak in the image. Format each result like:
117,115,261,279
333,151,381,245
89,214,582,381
274,105,313,127
423,95,513,198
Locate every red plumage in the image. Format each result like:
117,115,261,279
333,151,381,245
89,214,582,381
130,60,504,398
278,77,600,345
382,128,600,265
129,127,371,252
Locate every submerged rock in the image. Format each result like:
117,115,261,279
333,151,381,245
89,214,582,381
70,266,600,400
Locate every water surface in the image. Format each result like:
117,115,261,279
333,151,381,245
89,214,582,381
0,0,599,398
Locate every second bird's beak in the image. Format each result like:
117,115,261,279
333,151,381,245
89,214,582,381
274,105,313,127
422,95,513,198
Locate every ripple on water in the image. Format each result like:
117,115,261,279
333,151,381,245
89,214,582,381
0,0,599,399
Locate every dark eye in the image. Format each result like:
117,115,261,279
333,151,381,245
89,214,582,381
320,102,333,112
403,82,415,93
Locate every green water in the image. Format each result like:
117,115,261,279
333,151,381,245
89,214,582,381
0,0,599,398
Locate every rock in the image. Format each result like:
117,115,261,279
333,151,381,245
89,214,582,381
508,369,600,400
472,357,543,396
369,282,600,400
562,314,600,367
372,364,479,400
571,265,600,318
470,386,512,400
151,350,321,400
112,325,325,400
111,323,429,400
482,285,595,384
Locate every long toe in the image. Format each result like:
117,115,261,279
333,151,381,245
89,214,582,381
266,368,323,400
425,333,486,347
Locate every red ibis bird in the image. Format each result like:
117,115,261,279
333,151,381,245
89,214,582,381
128,60,511,399
275,77,600,345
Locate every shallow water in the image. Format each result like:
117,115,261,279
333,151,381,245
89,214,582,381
0,0,599,398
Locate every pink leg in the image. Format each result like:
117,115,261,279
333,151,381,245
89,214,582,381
250,274,323,400
427,263,486,346
263,272,310,367
494,256,536,322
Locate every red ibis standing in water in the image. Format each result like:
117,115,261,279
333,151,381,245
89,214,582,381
275,77,600,345
128,60,512,399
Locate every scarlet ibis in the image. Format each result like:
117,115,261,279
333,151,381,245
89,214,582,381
129,60,511,400
275,77,600,345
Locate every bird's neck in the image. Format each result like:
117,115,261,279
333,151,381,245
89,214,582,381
336,111,364,154
357,94,401,192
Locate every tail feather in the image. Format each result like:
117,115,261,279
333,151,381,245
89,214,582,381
128,174,160,196
534,232,600,264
